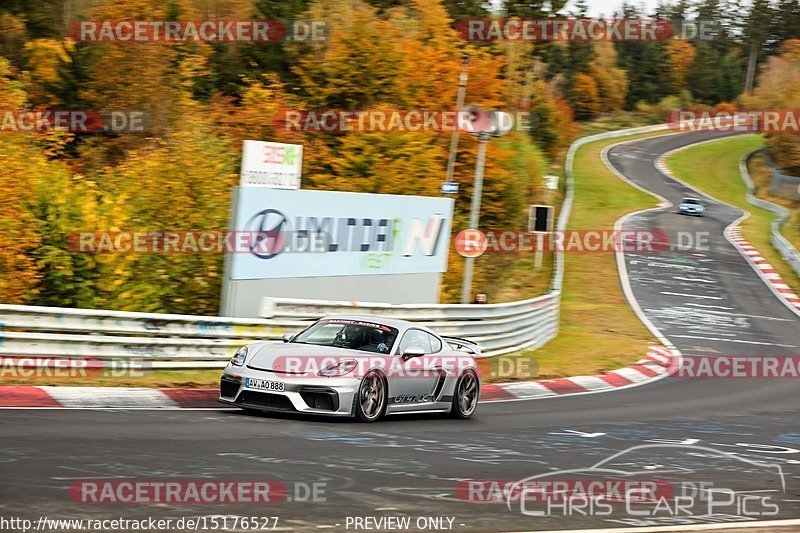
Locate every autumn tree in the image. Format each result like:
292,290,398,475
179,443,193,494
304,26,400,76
666,40,695,91
572,73,601,119
747,39,800,173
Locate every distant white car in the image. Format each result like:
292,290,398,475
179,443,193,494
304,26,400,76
219,315,481,422
678,197,705,216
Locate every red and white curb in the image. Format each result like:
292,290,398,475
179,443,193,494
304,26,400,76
727,225,800,313
482,344,676,401
0,346,678,408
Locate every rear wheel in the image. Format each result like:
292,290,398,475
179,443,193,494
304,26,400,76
354,370,387,422
451,370,479,419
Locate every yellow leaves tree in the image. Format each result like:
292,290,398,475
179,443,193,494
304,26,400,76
0,136,43,303
289,1,405,109
573,72,601,118
666,40,696,91
0,58,39,303
23,39,74,106
0,11,27,61
591,43,628,112
99,113,239,314
77,0,212,168
746,39,800,173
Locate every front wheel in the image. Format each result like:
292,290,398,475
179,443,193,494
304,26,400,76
354,370,387,422
451,370,479,419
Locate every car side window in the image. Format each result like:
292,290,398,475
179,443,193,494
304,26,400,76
397,329,431,354
428,333,442,353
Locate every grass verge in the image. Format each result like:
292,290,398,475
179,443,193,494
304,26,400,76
748,150,800,252
665,134,800,296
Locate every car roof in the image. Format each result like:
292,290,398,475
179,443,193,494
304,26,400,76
682,197,702,202
320,314,427,332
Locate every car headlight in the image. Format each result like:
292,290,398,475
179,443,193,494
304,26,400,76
230,346,248,366
317,359,358,377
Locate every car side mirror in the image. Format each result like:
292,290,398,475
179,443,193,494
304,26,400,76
282,333,294,343
402,346,426,358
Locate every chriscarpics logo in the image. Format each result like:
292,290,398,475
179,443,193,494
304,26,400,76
243,211,447,260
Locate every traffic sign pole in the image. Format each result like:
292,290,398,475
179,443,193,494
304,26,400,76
461,133,489,304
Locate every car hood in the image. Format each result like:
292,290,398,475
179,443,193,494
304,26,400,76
247,342,374,373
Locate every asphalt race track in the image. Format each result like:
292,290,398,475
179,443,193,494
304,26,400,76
3,131,800,532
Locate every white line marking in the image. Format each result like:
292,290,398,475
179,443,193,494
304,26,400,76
685,303,736,310
671,334,797,347
673,277,715,283
660,291,723,300
690,309,795,322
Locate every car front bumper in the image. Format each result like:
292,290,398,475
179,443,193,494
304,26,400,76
218,364,358,416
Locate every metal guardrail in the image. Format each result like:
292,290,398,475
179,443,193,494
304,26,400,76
0,124,669,369
260,293,560,357
0,294,559,364
740,153,800,279
761,149,800,201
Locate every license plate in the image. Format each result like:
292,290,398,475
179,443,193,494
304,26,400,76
245,378,285,392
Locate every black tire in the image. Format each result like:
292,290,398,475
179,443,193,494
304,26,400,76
451,370,479,419
353,369,388,422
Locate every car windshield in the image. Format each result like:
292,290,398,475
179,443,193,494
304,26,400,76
683,198,701,205
291,319,399,354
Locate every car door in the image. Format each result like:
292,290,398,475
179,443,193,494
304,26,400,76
388,328,444,411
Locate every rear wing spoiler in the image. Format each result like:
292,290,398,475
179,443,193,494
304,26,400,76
442,336,481,356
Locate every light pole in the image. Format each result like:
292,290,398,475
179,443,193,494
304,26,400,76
460,132,489,305
459,108,513,304
444,54,471,187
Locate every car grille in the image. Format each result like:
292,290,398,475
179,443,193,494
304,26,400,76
219,378,240,398
238,391,295,411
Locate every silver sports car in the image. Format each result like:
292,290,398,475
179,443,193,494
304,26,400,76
219,315,481,422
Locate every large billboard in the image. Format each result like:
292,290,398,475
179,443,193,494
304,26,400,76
229,188,454,280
